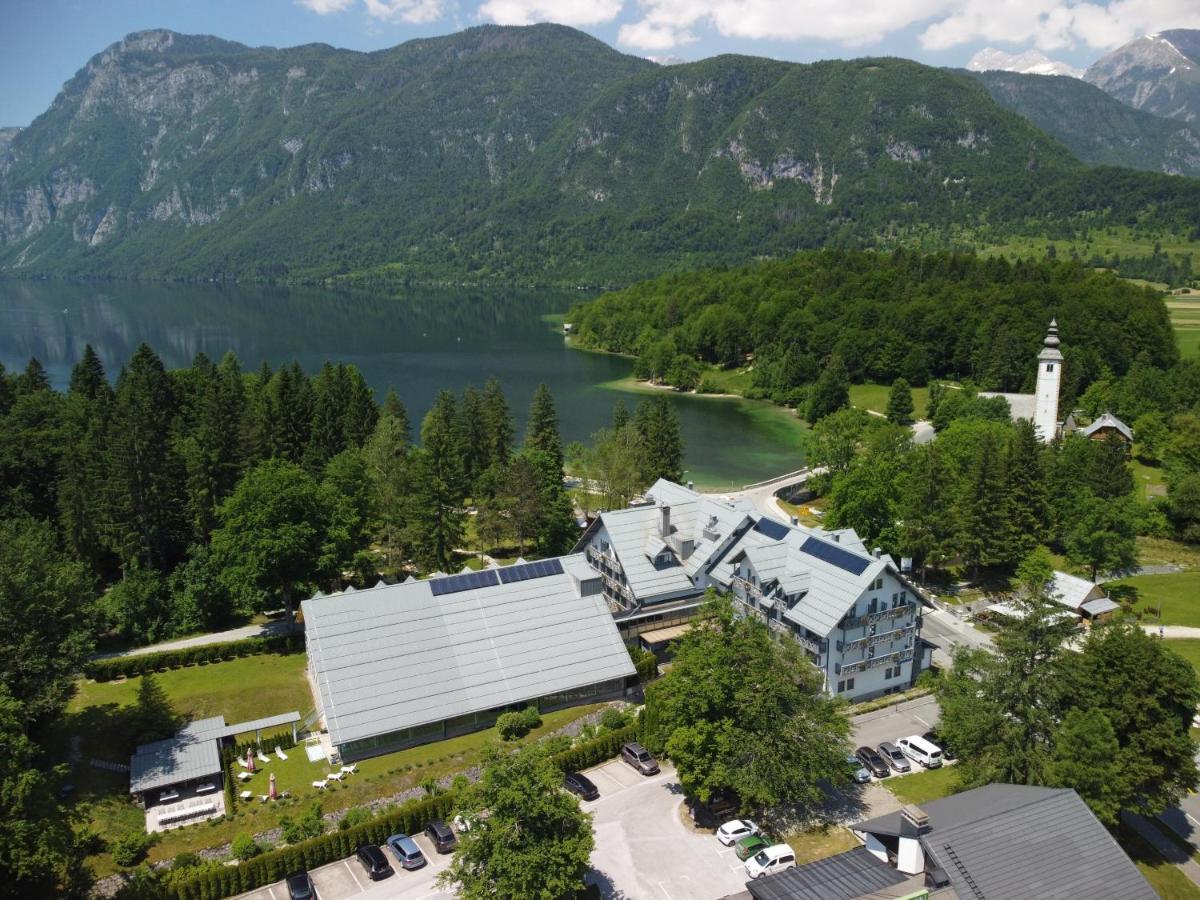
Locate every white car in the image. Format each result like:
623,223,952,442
716,818,759,846
744,843,796,879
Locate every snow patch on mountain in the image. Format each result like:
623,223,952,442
967,48,1082,79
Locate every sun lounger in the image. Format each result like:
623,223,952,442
275,746,288,760
311,779,327,790
326,771,344,781
237,771,253,782
257,750,271,764
240,790,253,800
340,763,357,774
238,758,251,769
259,794,269,802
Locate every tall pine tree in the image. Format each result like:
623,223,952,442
524,383,563,473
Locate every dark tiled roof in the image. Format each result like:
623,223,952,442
857,785,1156,900
746,848,908,900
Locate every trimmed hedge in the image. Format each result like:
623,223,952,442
86,633,304,682
170,791,458,900
549,723,639,773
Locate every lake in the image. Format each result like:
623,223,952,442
0,280,807,489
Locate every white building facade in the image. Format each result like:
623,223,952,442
575,480,929,702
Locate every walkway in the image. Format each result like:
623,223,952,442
1141,625,1200,639
706,466,827,522
93,618,296,660
1124,812,1200,887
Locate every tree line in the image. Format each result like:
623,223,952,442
568,249,1177,415
0,347,603,644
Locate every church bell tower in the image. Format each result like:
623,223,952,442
1033,319,1063,443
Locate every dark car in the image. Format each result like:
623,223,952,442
425,819,457,853
856,746,891,779
385,833,427,870
356,844,392,881
621,741,660,776
564,771,600,801
923,730,957,761
285,871,316,900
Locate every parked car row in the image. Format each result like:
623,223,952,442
855,730,954,780
711,818,797,879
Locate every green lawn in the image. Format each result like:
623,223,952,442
849,383,930,420
1137,537,1200,570
785,825,859,864
1168,299,1200,360
1120,825,1200,900
697,364,755,396
884,765,962,806
978,228,1197,271
1164,640,1200,676
1133,460,1169,500
59,651,608,876
1107,573,1200,627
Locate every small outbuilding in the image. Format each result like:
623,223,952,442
1082,411,1133,446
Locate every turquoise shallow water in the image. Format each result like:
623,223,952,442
0,281,806,488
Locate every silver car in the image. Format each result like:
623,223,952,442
877,741,911,773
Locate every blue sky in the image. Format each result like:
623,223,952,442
4,0,1199,126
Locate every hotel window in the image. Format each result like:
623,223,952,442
837,680,845,693
846,677,855,690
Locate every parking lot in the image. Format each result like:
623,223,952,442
850,693,941,753
583,757,756,900
234,831,453,900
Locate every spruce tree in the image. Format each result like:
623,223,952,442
17,358,50,394
381,388,411,446
1088,432,1134,499
403,449,465,571
634,396,683,485
364,405,412,570
0,362,11,416
885,377,915,425
68,345,108,401
422,390,468,504
458,386,489,488
806,354,850,422
958,427,1006,577
480,376,513,470
1002,420,1050,564
524,383,563,473
612,399,629,431
341,366,378,449
102,344,184,572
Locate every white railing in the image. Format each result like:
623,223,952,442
841,648,914,676
844,624,917,653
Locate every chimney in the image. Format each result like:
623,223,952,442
660,505,671,539
790,516,799,527
873,547,882,558
831,533,840,543
897,805,929,875
686,480,694,491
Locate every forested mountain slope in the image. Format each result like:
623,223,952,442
2,25,1199,285
967,69,1200,176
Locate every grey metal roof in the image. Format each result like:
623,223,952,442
221,711,301,737
1048,570,1104,611
129,730,222,794
746,847,909,900
979,391,1036,422
1082,411,1133,441
856,785,1155,900
1081,597,1120,616
303,556,636,748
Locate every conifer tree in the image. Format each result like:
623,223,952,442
612,399,629,431
524,383,563,472
102,344,184,572
1047,708,1123,826
806,354,850,422
958,427,1006,577
17,357,50,394
380,388,410,446
885,377,915,425
68,345,108,401
480,376,513,470
341,365,378,449
634,395,683,485
458,386,489,488
0,361,11,416
1002,419,1050,563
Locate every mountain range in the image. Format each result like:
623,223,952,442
1085,30,1200,125
1,25,1198,285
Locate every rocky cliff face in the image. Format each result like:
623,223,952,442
0,25,1194,283
1085,30,1200,124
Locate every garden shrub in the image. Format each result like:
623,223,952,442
111,832,151,868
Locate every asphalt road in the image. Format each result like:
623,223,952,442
919,607,994,668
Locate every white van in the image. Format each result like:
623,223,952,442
898,734,943,768
744,843,796,879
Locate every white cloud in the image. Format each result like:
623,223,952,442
364,0,446,22
297,0,357,12
614,0,1200,53
478,0,623,26
297,0,445,22
618,21,697,50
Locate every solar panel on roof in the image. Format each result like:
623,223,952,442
429,568,501,596
753,517,791,541
799,536,870,576
498,557,565,584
